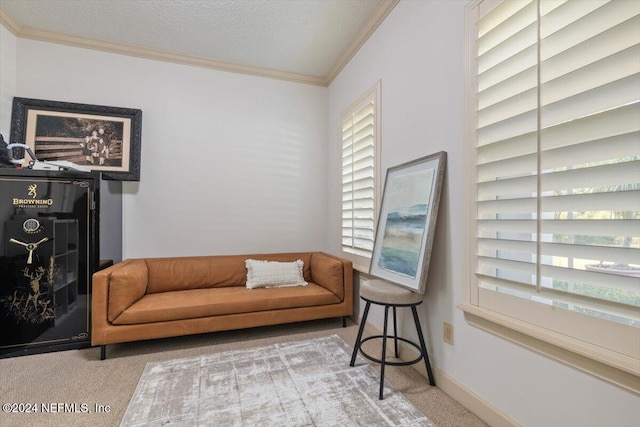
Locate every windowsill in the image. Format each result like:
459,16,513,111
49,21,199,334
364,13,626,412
340,252,372,276
352,264,371,275
459,304,640,395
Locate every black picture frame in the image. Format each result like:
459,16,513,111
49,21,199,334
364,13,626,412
10,97,142,181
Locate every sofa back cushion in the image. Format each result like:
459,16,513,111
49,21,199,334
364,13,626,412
145,253,312,294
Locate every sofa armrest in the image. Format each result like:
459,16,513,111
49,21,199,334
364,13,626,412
92,260,138,345
91,259,148,339
310,253,353,307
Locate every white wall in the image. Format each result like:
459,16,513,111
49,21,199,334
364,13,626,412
15,39,327,259
327,2,640,427
0,23,16,137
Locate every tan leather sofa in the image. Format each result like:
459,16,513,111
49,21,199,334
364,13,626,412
92,252,353,359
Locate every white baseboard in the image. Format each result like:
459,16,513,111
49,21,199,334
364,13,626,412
359,320,521,427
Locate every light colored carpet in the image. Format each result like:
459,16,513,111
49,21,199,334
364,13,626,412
121,335,434,426
0,318,488,427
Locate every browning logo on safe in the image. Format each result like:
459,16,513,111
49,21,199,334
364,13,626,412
28,184,37,198
12,183,54,208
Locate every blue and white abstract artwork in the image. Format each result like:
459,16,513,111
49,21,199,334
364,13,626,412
378,168,435,278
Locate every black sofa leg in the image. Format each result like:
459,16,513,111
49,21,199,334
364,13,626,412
342,316,347,327
100,345,106,360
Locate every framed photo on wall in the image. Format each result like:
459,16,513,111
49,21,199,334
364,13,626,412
370,151,447,293
10,97,142,181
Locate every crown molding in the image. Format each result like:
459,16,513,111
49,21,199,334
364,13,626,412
0,6,21,35
325,0,400,86
0,1,399,87
17,25,327,86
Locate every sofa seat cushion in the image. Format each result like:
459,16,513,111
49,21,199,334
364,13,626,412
111,283,340,325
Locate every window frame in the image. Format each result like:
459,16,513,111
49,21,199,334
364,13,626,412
461,0,640,394
340,81,382,273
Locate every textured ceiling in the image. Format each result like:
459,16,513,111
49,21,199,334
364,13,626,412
0,0,387,82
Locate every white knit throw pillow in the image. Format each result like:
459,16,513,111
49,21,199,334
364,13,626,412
245,259,308,289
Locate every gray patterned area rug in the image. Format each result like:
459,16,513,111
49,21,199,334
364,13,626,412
121,334,435,426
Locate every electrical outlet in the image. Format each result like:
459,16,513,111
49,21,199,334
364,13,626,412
443,322,454,345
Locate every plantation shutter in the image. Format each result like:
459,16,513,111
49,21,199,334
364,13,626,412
342,91,377,261
475,0,640,330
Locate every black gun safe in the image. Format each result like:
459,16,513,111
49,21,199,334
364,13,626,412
0,169,99,357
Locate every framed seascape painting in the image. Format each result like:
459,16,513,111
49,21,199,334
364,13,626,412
10,97,142,181
370,151,447,293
